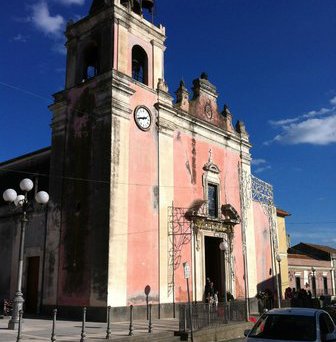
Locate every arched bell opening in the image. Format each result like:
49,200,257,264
131,45,148,85
81,42,99,82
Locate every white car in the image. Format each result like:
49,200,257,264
244,308,336,342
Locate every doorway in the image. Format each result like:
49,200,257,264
204,236,225,300
25,256,40,314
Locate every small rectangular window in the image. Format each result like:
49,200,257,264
323,277,328,294
295,276,301,290
208,184,218,217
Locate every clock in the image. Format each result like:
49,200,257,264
134,106,152,131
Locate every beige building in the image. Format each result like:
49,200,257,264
276,208,291,298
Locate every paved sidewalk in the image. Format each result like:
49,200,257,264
0,317,179,341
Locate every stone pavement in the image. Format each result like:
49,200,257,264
0,316,180,342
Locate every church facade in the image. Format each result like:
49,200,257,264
0,0,284,320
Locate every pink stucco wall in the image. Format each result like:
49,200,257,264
173,131,245,300
127,84,159,304
253,201,274,292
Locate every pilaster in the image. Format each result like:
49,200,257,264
155,83,175,303
107,73,133,307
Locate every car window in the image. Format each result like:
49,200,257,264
320,313,335,335
249,314,316,341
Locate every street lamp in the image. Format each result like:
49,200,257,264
311,267,316,298
276,254,282,307
219,240,229,305
3,178,49,330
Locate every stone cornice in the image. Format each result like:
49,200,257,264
111,101,132,120
175,108,251,152
154,102,251,156
114,4,166,44
65,2,165,44
288,265,331,271
151,39,166,51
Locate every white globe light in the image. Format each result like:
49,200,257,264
3,189,17,203
19,178,34,192
14,194,25,207
276,254,282,263
35,191,49,204
219,241,228,251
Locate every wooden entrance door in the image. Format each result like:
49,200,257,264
25,256,40,314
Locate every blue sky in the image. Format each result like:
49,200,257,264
1,0,335,247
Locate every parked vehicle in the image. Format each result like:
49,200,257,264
244,308,336,342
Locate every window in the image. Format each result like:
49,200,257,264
295,276,301,290
249,314,316,341
319,313,335,336
208,184,218,218
132,45,148,85
323,277,328,294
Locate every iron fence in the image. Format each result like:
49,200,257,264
179,301,247,332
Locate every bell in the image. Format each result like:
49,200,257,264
132,0,141,14
142,0,154,11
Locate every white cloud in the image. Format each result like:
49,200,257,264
12,34,28,42
57,0,85,5
255,165,271,174
52,42,66,55
31,2,65,37
266,97,336,146
251,158,271,173
269,118,299,126
302,107,330,119
270,107,332,127
251,159,266,166
273,115,336,145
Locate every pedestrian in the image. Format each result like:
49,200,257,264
204,277,211,303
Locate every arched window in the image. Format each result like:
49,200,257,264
82,42,99,81
132,45,148,85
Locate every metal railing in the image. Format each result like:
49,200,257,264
179,301,247,332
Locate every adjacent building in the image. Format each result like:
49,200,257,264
288,243,336,298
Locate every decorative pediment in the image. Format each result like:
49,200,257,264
203,149,220,174
185,199,240,234
203,161,220,174
221,204,241,225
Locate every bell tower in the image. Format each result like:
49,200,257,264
64,0,165,90
44,0,167,317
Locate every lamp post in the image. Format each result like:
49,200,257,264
276,254,282,307
183,262,193,342
3,178,49,330
311,267,316,298
219,240,229,305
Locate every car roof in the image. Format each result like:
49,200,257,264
265,307,323,317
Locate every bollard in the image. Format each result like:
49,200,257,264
80,307,86,342
16,310,23,342
105,306,112,339
128,305,134,336
51,309,57,342
148,304,152,333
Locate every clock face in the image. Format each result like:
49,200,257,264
134,106,151,130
